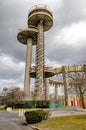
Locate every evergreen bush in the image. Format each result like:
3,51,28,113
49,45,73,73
25,110,45,124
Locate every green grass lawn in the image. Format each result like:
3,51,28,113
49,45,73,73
34,114,86,130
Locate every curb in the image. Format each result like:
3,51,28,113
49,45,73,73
28,125,41,130
75,108,86,112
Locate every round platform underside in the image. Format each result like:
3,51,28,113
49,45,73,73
17,28,38,45
30,71,55,78
28,8,53,31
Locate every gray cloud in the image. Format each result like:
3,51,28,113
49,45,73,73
46,42,86,65
54,0,86,29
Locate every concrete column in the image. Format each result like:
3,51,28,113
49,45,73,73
35,20,44,100
45,78,49,100
62,66,69,106
24,38,32,100
55,85,58,100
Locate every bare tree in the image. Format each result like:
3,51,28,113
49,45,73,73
69,72,86,109
0,87,25,108
0,87,9,105
30,91,36,100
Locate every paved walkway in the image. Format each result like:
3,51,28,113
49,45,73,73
49,108,86,117
0,111,34,130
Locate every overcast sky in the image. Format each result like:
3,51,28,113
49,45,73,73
0,0,86,92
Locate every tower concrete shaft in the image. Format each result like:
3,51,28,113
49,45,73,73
17,27,38,100
35,20,44,100
24,38,32,100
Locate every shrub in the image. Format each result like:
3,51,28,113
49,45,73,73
25,110,45,124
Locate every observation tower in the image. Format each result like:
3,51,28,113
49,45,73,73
17,5,54,100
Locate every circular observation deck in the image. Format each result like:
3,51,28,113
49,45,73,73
17,25,38,45
28,5,53,31
30,66,55,78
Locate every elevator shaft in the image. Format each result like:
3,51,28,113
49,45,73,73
35,20,44,100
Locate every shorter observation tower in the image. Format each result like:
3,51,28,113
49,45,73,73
17,5,54,101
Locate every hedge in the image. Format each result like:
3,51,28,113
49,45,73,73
25,110,46,124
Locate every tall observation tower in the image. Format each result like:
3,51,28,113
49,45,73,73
17,5,54,101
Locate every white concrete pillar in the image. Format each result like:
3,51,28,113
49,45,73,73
62,66,69,106
45,78,49,100
55,85,58,100
24,38,32,100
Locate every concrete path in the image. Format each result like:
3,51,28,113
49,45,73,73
49,108,86,117
0,111,34,130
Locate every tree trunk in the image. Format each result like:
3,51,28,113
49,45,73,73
79,86,85,109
